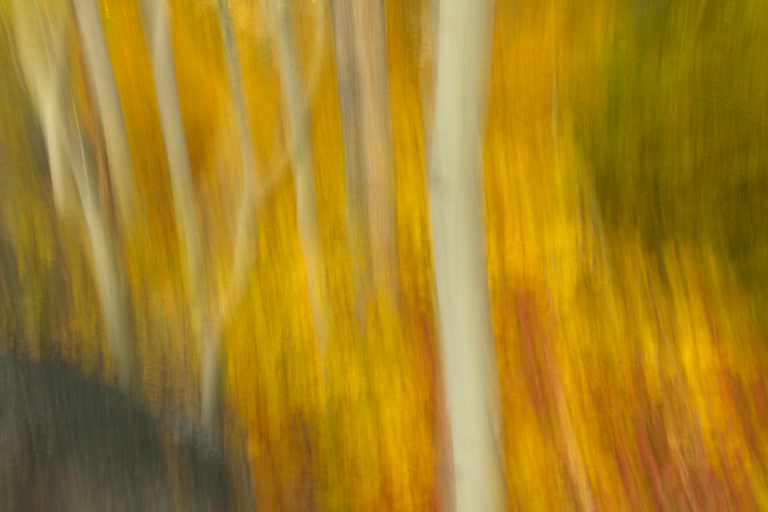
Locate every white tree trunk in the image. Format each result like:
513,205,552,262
71,0,138,230
272,0,327,361
40,98,77,219
11,0,137,393
11,0,77,219
138,0,220,433
66,113,138,395
429,0,506,510
137,0,202,294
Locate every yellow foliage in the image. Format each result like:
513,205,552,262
4,0,768,510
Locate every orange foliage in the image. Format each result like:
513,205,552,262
4,0,768,510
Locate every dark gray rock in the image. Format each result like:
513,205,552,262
0,355,245,511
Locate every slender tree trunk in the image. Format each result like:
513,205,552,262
71,0,138,230
137,0,221,434
11,0,77,219
137,0,202,297
40,98,77,218
216,0,255,306
330,0,398,314
66,112,138,395
272,0,327,361
428,0,505,510
11,0,137,393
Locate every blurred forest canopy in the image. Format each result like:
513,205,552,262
1,0,768,510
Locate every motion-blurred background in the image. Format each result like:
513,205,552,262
1,0,768,510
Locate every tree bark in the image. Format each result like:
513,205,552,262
66,111,138,395
272,0,327,361
11,0,77,219
137,0,202,298
330,0,398,315
137,0,220,434
428,0,506,509
216,0,256,311
11,0,137,393
71,0,138,230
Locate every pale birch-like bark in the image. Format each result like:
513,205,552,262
216,0,255,309
272,0,327,361
137,0,222,433
137,0,202,297
209,0,259,436
71,0,138,229
139,0,262,436
11,0,77,218
67,106,138,395
11,0,137,393
429,0,506,509
330,0,398,313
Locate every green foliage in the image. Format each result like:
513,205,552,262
579,0,768,310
